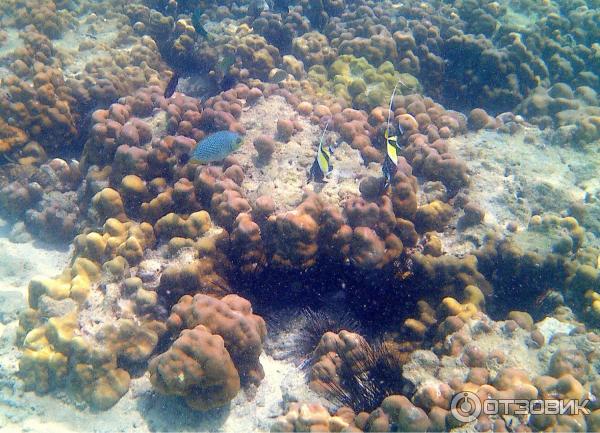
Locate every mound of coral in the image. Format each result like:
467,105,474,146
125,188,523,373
0,2,599,433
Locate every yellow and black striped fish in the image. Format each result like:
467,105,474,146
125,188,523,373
382,79,406,190
385,129,399,164
308,122,332,183
382,128,401,189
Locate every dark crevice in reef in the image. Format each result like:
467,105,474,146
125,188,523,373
236,261,419,338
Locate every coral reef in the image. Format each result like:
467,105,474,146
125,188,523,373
166,293,267,385
148,325,241,411
275,305,600,432
0,10,167,164
2,2,600,432
308,54,420,111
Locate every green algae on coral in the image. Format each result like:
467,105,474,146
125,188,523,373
309,55,420,110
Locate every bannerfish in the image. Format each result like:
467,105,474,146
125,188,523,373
382,129,400,190
192,9,208,37
164,71,179,98
308,121,332,183
189,131,243,163
381,79,406,190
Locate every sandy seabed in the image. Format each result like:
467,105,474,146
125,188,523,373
0,221,323,433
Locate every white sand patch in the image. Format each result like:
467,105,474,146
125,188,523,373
0,27,23,59
0,337,313,433
0,223,71,300
57,14,128,79
443,128,600,254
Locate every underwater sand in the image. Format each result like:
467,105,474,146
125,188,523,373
444,128,600,255
0,221,320,433
235,95,378,211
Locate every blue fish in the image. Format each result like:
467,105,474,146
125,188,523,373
189,131,243,163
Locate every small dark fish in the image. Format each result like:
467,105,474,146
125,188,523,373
164,0,177,17
164,71,179,98
179,152,190,165
308,122,332,183
219,74,237,92
306,0,328,30
249,0,269,17
85,33,97,39
192,9,208,38
270,0,289,14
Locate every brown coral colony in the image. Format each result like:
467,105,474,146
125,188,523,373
1,1,600,432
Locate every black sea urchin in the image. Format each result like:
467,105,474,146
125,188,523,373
321,340,409,413
298,307,361,360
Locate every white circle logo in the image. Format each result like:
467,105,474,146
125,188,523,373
450,391,482,423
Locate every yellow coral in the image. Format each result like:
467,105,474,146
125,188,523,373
20,327,69,393
28,258,100,306
70,258,101,302
46,310,78,353
441,297,478,321
120,174,148,197
310,55,420,110
19,311,78,394
92,188,126,222
155,210,212,240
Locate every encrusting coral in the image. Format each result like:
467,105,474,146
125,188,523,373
3,1,600,429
